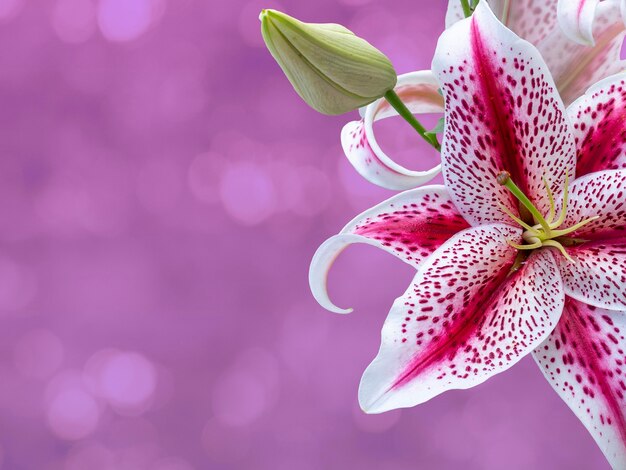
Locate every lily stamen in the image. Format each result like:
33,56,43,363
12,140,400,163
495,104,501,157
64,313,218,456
550,215,600,238
542,240,575,263
497,203,540,235
550,171,569,229
542,176,556,224
507,238,542,251
496,171,598,262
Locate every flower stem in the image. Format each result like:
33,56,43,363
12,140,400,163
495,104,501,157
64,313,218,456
460,0,472,17
383,89,441,151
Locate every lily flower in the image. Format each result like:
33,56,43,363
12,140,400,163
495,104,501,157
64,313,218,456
311,2,626,467
345,0,626,191
446,0,626,106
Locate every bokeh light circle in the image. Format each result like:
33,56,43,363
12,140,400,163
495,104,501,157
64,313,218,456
46,372,101,440
84,349,157,415
219,162,276,226
97,0,161,42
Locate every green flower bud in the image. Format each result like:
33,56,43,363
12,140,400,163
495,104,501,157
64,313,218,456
259,9,397,115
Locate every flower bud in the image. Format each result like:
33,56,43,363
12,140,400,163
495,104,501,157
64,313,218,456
260,9,397,115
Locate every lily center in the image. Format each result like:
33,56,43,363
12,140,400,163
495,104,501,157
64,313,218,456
496,171,598,262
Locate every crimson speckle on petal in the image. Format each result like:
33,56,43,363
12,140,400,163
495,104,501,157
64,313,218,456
434,1,576,227
569,74,626,177
534,299,626,468
358,225,563,413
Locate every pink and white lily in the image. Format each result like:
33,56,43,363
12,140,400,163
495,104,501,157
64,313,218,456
445,0,626,106
345,0,626,191
311,3,626,467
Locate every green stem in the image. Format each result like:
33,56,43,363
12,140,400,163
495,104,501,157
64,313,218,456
383,89,441,152
460,0,472,17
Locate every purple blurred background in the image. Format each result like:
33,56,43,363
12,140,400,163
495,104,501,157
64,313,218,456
0,0,611,468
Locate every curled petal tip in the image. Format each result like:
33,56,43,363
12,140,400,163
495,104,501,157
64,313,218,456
341,70,444,191
308,235,357,314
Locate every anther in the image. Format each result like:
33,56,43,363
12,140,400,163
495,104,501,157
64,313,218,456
497,171,511,185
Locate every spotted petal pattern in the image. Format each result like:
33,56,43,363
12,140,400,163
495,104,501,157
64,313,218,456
446,1,626,107
359,224,565,413
568,74,626,177
309,186,469,314
540,0,626,106
558,240,626,310
559,170,626,241
433,2,575,226
341,71,444,191
534,299,626,469
557,0,600,46
446,0,557,44
446,0,559,45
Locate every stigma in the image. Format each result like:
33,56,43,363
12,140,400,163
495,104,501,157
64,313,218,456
496,171,598,262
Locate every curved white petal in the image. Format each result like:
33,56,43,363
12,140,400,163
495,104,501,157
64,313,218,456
557,0,600,46
341,71,444,191
534,298,626,469
309,185,469,313
433,1,576,226
358,225,564,413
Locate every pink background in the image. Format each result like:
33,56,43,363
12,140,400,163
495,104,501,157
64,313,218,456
0,0,611,468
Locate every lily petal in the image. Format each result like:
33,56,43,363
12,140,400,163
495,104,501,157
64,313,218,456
560,170,626,241
447,1,626,107
534,298,626,469
558,239,626,310
444,0,465,28
540,0,626,106
557,0,600,46
446,1,557,45
341,71,444,191
568,74,626,177
309,186,469,314
359,224,564,413
433,1,576,226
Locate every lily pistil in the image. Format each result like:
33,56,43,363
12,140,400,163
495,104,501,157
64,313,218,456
497,170,598,261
